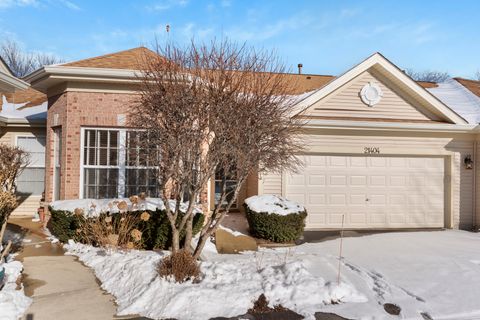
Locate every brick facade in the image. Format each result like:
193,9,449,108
45,90,211,212
45,91,138,202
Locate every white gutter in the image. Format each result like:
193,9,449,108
0,115,46,127
0,72,29,91
25,66,141,83
303,119,479,133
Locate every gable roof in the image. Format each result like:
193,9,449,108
0,56,13,75
0,87,47,109
28,46,442,97
455,78,480,98
292,52,467,124
61,47,159,69
0,87,47,126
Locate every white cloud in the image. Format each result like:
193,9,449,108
181,22,213,39
58,0,80,11
220,0,231,7
0,0,38,8
226,12,314,42
147,0,188,11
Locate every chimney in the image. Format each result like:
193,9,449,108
298,63,303,74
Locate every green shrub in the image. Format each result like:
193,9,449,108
244,204,307,243
48,207,204,250
47,209,85,243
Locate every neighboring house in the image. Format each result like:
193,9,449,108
24,48,480,231
0,56,48,215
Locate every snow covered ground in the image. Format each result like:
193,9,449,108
65,230,480,320
0,256,31,320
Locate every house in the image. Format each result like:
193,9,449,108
22,47,480,231
0,57,48,215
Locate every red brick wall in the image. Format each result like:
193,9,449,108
45,91,139,202
45,89,238,213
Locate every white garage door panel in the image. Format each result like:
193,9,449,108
285,155,444,229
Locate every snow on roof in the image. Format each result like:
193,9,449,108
427,79,480,124
0,95,47,122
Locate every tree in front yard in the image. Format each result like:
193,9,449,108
129,39,304,262
0,144,28,260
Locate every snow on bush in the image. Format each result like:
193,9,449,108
0,256,31,320
50,197,201,217
64,241,365,320
245,195,307,242
244,195,304,216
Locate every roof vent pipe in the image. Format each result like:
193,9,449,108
298,63,303,74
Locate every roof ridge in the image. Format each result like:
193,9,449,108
454,77,480,83
61,46,152,66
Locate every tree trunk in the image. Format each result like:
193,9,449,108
171,228,180,254
184,214,194,254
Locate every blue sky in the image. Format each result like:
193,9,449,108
1,0,479,78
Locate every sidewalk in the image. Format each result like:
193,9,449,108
8,218,118,320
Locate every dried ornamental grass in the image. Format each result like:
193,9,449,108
76,212,143,249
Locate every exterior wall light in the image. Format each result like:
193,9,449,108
464,155,473,170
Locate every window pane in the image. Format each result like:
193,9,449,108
84,168,119,199
99,130,108,148
99,148,108,165
109,131,118,148
17,136,46,167
88,130,96,147
109,149,118,166
17,168,45,195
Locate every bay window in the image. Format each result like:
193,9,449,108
82,128,159,199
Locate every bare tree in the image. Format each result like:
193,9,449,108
129,40,304,261
405,68,450,83
0,144,28,260
0,39,64,78
475,70,480,81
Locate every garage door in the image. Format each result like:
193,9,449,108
285,155,445,229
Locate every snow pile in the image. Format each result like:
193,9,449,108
218,225,245,237
0,256,31,320
50,198,202,217
0,95,47,121
64,241,365,320
244,195,305,216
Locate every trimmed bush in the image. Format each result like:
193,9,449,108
47,208,85,243
48,207,204,250
244,196,307,243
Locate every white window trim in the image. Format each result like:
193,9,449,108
79,127,157,199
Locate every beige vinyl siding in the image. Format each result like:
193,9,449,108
452,141,475,229
304,70,443,122
260,171,283,196
259,132,475,230
1,127,46,216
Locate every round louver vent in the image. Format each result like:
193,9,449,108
360,82,383,107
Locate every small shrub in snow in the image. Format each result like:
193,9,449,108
48,207,204,250
76,212,143,249
244,195,307,243
248,294,290,315
158,249,200,283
